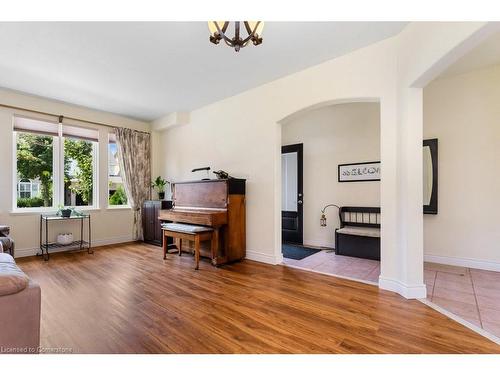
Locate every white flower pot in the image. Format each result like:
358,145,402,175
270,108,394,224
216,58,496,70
57,233,73,245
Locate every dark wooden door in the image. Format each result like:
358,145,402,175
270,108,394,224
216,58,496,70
282,143,303,244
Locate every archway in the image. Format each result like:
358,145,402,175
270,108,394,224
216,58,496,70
275,98,383,286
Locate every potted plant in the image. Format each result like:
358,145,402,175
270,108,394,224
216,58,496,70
57,205,73,218
151,176,169,200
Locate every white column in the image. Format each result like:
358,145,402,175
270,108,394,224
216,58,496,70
399,88,426,294
379,94,400,289
379,87,426,298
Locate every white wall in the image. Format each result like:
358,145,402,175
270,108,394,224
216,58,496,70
0,88,150,257
423,64,500,270
281,102,380,248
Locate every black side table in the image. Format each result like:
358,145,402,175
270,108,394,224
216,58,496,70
38,214,92,261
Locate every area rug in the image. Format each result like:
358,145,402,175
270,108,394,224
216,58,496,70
282,243,322,260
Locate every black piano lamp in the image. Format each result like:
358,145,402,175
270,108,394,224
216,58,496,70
320,204,340,227
192,167,211,180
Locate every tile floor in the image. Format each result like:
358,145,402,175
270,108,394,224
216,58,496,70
425,262,500,338
283,249,380,283
283,249,500,338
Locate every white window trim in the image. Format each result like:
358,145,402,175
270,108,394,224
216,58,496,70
9,207,103,216
107,205,131,210
12,124,100,213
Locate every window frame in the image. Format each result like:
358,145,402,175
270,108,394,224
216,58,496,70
12,120,100,213
107,133,130,209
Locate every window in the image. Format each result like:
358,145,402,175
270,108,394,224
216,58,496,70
17,179,41,199
19,180,31,198
13,116,99,211
14,118,56,209
108,133,128,206
63,125,98,207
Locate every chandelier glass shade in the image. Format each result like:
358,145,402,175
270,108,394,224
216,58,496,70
208,21,264,52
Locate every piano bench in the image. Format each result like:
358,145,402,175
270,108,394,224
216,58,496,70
161,224,215,270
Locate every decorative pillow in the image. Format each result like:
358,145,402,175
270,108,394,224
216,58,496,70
0,262,29,296
0,253,15,263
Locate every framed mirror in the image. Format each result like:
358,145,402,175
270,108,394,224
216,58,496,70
423,138,438,214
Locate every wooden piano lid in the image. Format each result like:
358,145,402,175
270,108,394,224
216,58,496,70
172,178,246,209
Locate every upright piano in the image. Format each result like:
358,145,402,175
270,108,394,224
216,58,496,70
158,178,246,265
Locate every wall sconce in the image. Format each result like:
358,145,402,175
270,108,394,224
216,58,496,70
320,204,340,227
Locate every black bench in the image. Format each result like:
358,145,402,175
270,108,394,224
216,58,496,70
335,206,380,261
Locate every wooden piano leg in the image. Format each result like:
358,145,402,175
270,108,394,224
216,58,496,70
176,238,182,256
194,235,200,270
163,231,167,260
211,228,219,266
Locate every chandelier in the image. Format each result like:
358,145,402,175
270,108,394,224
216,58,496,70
208,21,264,52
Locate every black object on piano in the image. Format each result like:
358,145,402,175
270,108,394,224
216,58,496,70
191,167,211,180
213,170,230,179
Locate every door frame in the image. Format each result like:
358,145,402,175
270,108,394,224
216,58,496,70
281,143,303,244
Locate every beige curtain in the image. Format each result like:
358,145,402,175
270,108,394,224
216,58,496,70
115,128,151,240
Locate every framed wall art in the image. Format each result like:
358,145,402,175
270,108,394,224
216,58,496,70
338,161,381,182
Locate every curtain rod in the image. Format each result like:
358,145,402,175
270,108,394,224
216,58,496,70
0,103,150,134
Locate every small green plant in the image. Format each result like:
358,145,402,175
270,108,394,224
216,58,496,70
151,176,169,199
151,176,168,193
56,204,75,217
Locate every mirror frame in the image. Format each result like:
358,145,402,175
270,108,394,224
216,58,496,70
423,138,438,214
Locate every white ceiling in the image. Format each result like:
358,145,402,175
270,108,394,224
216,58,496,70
0,22,406,121
440,31,500,79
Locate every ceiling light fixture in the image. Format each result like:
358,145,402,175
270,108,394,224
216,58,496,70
208,21,264,52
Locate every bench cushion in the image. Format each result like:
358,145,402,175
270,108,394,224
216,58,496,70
162,223,213,234
336,226,380,238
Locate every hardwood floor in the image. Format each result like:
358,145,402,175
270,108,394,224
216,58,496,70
16,242,500,354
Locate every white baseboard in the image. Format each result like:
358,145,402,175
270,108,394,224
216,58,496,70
245,250,281,265
425,253,500,272
379,276,427,299
14,235,134,258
